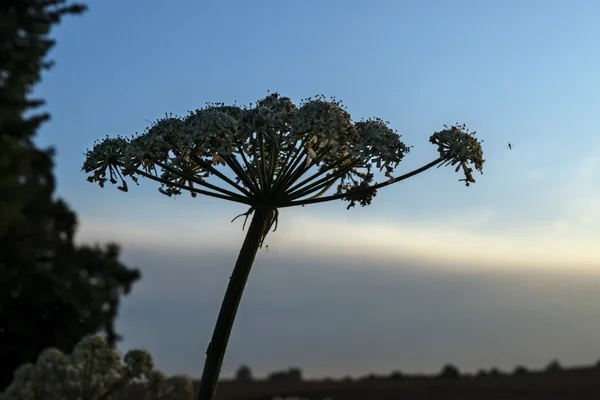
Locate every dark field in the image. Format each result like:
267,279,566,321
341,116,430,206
206,368,600,400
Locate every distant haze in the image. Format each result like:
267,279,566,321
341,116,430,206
78,212,600,379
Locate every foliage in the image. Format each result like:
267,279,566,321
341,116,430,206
234,365,253,381
0,0,86,233
437,364,461,380
0,0,141,390
389,370,404,380
268,368,303,382
0,335,194,400
545,359,562,373
513,365,528,375
361,373,379,381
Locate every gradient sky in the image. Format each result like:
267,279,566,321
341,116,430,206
34,0,600,379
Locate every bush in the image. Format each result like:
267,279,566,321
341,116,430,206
268,368,303,382
234,365,253,381
545,359,562,374
389,370,404,380
0,335,193,400
287,368,303,381
361,373,378,381
437,364,461,380
513,365,528,375
475,369,488,378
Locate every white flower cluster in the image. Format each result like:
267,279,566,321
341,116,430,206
0,335,193,400
292,96,356,155
353,118,410,175
82,93,484,206
429,123,485,186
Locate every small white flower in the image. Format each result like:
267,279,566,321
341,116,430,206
1,335,192,400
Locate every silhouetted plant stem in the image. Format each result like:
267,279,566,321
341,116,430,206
196,206,274,400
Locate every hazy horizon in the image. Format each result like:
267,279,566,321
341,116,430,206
36,0,600,380
76,211,600,380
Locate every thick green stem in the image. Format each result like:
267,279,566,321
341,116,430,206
196,206,274,400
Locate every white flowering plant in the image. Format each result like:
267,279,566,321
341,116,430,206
82,93,485,400
0,335,193,400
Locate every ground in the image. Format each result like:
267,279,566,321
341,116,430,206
205,367,600,400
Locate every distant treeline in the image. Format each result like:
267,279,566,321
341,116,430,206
233,358,600,383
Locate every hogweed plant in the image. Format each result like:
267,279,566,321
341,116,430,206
82,93,485,400
0,335,193,400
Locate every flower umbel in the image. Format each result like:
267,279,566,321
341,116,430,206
430,123,485,186
83,93,484,213
81,92,486,400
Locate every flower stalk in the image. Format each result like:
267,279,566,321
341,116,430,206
81,93,485,400
196,206,275,400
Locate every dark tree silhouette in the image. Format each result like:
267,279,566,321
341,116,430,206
545,359,563,374
389,370,404,380
475,369,488,378
513,365,529,375
267,368,303,382
0,0,141,390
234,365,253,381
0,0,82,232
287,368,302,381
362,373,379,381
437,364,461,380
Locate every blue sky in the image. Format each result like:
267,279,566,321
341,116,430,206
35,0,600,378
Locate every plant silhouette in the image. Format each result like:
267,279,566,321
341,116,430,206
0,0,140,390
82,93,485,400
